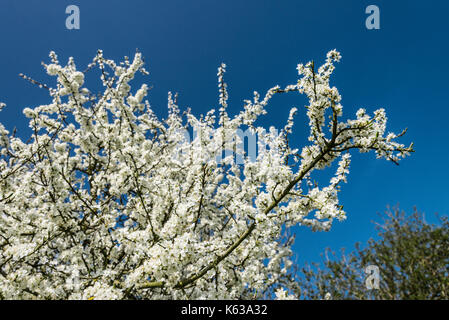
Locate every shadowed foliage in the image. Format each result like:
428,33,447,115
297,206,449,299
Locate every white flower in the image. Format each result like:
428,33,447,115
46,63,61,76
275,288,296,300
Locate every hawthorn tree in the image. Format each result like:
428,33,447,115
0,50,413,299
298,207,449,300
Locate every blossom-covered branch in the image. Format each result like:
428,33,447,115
0,50,413,299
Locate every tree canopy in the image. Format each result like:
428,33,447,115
298,207,449,300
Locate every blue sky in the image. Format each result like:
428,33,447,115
0,0,448,267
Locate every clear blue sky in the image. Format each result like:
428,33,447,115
0,0,448,266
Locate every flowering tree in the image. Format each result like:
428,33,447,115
0,50,413,299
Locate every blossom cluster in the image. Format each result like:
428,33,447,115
0,50,412,299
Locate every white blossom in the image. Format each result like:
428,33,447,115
0,50,413,299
